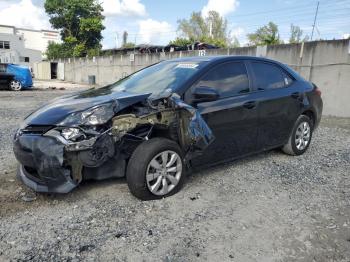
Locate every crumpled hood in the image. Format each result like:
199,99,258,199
24,87,151,125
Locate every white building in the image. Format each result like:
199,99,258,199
0,24,60,66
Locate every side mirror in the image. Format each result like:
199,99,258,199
192,86,219,103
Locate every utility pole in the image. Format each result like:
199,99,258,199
209,20,213,38
311,1,319,41
122,31,128,47
134,35,137,53
115,32,119,48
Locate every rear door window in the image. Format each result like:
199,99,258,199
193,61,250,98
251,62,286,90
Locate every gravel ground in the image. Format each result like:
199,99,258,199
0,85,350,262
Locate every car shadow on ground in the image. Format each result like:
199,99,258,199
50,149,280,197
0,148,283,218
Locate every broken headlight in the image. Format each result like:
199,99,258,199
58,102,116,126
61,128,83,141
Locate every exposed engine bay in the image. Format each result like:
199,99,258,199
41,94,214,186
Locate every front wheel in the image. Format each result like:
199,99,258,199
126,138,186,200
282,115,313,155
9,80,22,91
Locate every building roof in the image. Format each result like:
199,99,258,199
0,24,14,28
0,24,58,34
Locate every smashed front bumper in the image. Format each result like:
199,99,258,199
13,128,126,193
13,133,77,193
13,95,215,194
17,165,76,193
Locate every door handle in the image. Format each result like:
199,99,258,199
243,101,257,109
291,92,301,99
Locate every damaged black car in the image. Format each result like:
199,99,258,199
13,56,323,200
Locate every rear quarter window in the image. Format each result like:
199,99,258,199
251,62,287,90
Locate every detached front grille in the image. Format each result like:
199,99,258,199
21,125,54,135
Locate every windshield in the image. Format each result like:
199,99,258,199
109,61,207,97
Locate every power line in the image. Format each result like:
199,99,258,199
225,0,349,19
226,7,350,26
229,17,350,33
109,0,350,45
120,11,350,38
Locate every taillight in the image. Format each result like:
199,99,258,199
315,87,321,97
312,83,321,97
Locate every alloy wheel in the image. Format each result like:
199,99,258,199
295,121,311,150
10,80,22,91
146,150,182,196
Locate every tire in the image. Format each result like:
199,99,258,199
282,115,313,156
126,138,186,200
9,80,22,91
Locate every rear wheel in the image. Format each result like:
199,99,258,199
9,80,22,91
126,138,185,200
282,115,313,155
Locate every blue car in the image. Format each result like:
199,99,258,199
0,63,33,91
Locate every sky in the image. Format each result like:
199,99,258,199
0,0,349,49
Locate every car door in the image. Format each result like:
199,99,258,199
248,61,302,150
185,61,259,166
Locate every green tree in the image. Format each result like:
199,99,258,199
46,42,66,60
122,42,136,48
175,11,229,48
44,0,105,58
289,24,303,43
169,37,193,47
247,22,282,46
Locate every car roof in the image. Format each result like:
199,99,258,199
165,55,303,81
165,55,280,63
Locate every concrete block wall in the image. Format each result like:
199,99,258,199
61,39,350,117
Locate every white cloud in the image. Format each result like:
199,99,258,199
137,19,173,44
102,0,146,17
343,33,350,39
201,0,239,17
0,0,51,30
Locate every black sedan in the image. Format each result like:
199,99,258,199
13,56,323,200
